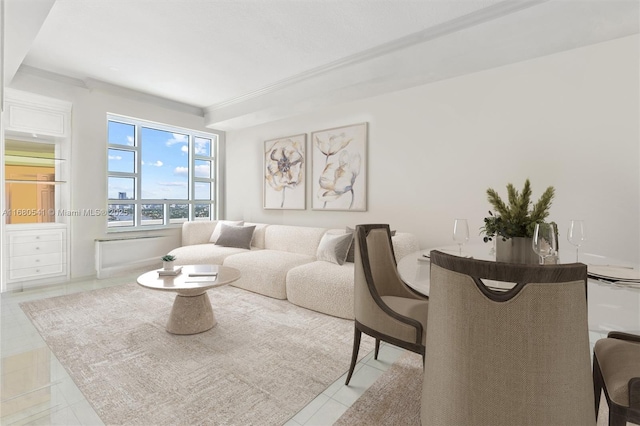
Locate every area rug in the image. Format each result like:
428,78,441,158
335,353,612,426
335,352,422,426
21,283,374,425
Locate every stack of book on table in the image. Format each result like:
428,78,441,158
158,266,183,276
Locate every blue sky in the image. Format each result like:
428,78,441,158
108,121,212,200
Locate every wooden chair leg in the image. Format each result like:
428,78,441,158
608,410,627,426
593,356,603,418
374,339,380,360
345,326,362,385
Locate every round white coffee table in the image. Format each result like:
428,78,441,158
137,265,241,335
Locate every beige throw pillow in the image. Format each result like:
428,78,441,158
316,232,353,265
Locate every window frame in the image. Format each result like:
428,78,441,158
106,114,220,231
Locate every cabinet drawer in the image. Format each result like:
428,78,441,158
11,240,63,257
10,253,63,269
9,230,64,244
9,264,65,280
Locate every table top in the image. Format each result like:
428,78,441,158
397,245,640,334
136,265,241,296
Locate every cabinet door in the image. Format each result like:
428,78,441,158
7,228,67,282
5,91,71,137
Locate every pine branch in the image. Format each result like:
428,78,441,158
486,188,509,217
530,186,555,222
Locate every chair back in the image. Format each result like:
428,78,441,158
421,250,594,426
354,224,424,347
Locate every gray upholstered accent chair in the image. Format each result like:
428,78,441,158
345,224,428,386
421,250,595,426
593,331,640,425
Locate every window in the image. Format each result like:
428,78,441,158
107,115,218,229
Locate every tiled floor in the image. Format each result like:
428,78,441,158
0,271,406,426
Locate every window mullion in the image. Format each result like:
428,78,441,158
135,125,142,227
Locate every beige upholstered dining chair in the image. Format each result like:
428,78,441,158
345,224,428,385
593,331,640,426
421,250,594,426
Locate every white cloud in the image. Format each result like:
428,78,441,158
174,166,188,176
166,133,189,147
195,139,210,155
149,160,163,167
108,155,122,160
158,181,188,187
194,164,210,178
127,136,134,146
181,146,188,153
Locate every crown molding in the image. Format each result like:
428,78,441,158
17,65,205,117
84,78,205,117
206,0,548,112
18,64,88,89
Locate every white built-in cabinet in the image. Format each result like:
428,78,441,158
2,89,72,291
6,225,67,281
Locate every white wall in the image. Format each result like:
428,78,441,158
7,74,216,278
225,35,640,263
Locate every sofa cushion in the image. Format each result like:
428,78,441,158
215,224,256,249
286,261,355,320
316,232,352,265
168,243,252,266
223,250,316,299
181,221,218,246
264,225,327,257
209,220,244,243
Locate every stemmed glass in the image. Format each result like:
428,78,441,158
532,223,557,265
567,220,587,262
453,219,469,256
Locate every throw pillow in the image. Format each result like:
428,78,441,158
209,220,244,243
215,224,256,249
316,232,353,265
345,226,356,263
345,226,396,263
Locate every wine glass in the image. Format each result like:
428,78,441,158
453,219,469,256
567,220,586,262
532,223,557,265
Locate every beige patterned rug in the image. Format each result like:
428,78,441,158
21,283,374,425
335,352,422,426
336,352,612,426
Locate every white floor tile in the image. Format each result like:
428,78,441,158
69,400,104,426
291,393,330,424
331,364,385,407
303,398,349,426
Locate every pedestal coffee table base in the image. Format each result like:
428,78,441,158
166,292,216,335
136,265,241,335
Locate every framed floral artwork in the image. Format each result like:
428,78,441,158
311,123,367,211
263,134,306,210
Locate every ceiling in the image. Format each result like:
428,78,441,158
5,0,639,129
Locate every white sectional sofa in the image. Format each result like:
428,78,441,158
168,220,419,320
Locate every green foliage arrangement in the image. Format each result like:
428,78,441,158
161,254,176,262
481,178,555,241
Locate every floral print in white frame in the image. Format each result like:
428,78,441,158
311,123,367,211
264,134,306,210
